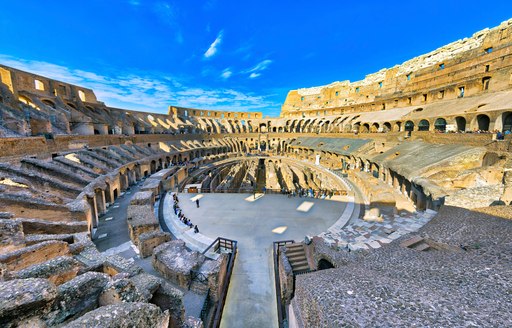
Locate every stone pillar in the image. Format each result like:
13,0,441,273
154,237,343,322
95,189,106,215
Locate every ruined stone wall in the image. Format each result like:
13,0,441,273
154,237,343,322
281,19,512,117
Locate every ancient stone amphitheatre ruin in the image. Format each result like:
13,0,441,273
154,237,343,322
0,18,512,328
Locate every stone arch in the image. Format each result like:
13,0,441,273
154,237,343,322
476,114,490,131
502,112,512,132
418,119,430,131
361,123,370,133
42,99,56,108
382,122,391,132
455,116,466,132
317,258,335,270
404,120,414,132
370,123,379,133
434,118,447,132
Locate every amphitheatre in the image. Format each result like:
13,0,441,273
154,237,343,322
1,17,512,328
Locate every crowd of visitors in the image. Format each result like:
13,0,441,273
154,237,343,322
172,193,199,233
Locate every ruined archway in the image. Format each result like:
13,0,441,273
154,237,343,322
477,114,490,131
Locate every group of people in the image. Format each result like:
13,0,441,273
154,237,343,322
495,129,511,140
281,187,335,199
172,193,199,233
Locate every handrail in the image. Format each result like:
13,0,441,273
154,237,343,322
273,240,295,328
211,237,238,328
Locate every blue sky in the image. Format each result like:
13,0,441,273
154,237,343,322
0,1,511,117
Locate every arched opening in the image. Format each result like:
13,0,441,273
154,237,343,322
404,121,414,132
418,120,430,131
394,121,402,132
361,123,370,133
477,114,490,131
434,118,447,132
502,112,512,133
317,259,335,270
370,123,379,133
259,123,267,133
455,116,466,132
383,122,391,132
42,99,56,108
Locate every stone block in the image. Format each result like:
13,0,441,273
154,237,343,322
0,278,57,327
152,240,205,289
99,278,145,306
130,273,163,302
8,256,83,285
0,218,25,255
64,303,170,328
103,255,143,277
0,240,70,272
139,231,171,258
130,191,155,205
45,271,109,325
126,205,159,246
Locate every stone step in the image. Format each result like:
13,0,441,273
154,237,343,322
287,253,306,260
292,263,310,272
400,235,424,248
290,259,308,268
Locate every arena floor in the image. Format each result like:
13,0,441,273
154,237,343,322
177,193,348,328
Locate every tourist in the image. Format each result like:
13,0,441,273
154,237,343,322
196,198,200,208
194,225,199,233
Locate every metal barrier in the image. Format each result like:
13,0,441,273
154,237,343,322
273,240,295,328
202,237,238,328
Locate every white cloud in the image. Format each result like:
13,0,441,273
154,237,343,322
247,59,272,72
204,30,223,58
0,54,279,113
220,68,232,79
244,59,272,78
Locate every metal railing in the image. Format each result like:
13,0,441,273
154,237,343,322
201,237,238,328
273,240,295,328
200,290,212,322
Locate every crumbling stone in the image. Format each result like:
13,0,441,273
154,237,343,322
63,303,170,328
45,271,109,325
7,255,82,285
139,230,171,258
0,278,57,327
99,278,145,306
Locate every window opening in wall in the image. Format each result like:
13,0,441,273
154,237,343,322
301,96,304,101
439,63,445,70
406,73,411,80
482,77,491,90
335,91,339,96
34,79,44,91
78,90,86,101
394,99,398,107
207,112,211,116
382,103,386,110
423,94,427,102
485,64,490,72
485,47,493,54
355,87,360,93
458,86,465,98
438,90,445,99
408,97,412,105
378,81,383,88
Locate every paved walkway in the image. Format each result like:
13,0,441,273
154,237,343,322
92,180,205,318
177,193,348,327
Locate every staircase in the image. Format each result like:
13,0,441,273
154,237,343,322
284,243,310,274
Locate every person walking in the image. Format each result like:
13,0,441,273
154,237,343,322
196,198,200,208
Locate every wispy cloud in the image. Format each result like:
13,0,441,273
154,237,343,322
245,59,272,78
0,54,279,113
220,68,232,79
204,30,223,59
